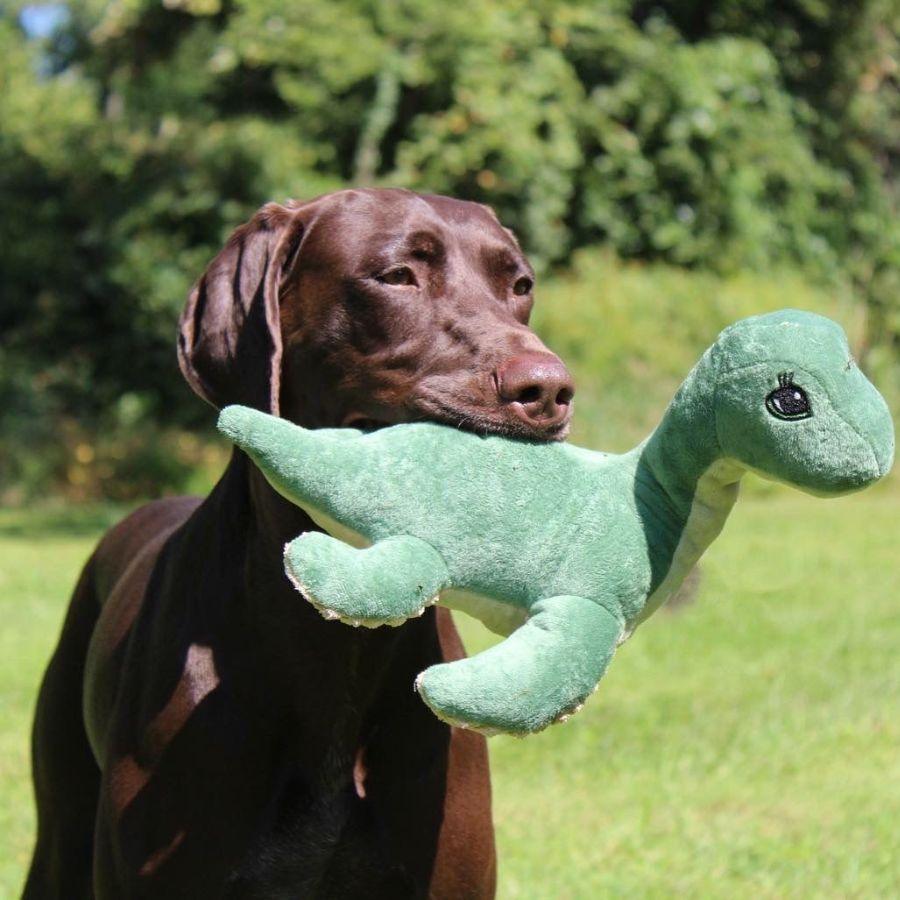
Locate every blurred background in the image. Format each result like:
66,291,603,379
1,0,899,500
1,2,899,897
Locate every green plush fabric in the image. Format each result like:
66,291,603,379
218,310,894,736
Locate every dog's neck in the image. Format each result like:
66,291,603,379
204,450,411,752
245,449,318,558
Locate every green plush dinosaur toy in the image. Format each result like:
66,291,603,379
218,310,894,736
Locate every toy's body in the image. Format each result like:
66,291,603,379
219,310,894,735
223,421,661,631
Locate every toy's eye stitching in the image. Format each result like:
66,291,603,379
765,372,812,421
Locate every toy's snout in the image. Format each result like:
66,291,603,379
496,352,575,432
785,366,893,497
846,372,895,487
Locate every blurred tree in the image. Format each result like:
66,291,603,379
637,0,900,355
0,0,897,498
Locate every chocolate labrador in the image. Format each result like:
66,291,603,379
24,188,574,899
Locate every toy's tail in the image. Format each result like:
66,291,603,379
218,404,305,453
217,405,345,508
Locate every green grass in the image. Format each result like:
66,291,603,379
2,487,898,897
0,504,133,895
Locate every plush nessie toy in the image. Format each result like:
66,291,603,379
219,310,894,736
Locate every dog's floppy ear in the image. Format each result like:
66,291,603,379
178,202,308,414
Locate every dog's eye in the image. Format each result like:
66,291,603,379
513,276,533,296
378,266,416,286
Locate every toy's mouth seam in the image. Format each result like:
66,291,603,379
832,404,887,479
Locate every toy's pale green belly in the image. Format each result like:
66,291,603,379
635,458,741,625
305,504,370,550
304,502,533,636
440,588,528,636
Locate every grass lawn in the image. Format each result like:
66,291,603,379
1,486,898,898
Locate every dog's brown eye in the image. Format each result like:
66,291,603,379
379,266,416,286
513,277,533,296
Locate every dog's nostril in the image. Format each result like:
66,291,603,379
517,386,542,405
496,352,575,427
556,386,574,406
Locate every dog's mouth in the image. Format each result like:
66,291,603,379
423,403,571,441
342,403,571,442
341,414,388,432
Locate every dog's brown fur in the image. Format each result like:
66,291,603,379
24,189,574,899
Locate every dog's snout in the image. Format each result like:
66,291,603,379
496,352,574,430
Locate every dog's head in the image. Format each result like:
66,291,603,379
179,188,574,440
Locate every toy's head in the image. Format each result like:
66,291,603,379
712,310,894,495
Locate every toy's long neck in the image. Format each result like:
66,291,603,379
639,347,735,512
631,347,745,607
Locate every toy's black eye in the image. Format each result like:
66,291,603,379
378,266,416,286
766,373,812,421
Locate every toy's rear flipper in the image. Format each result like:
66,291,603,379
416,596,623,736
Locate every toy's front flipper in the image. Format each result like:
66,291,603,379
284,533,450,627
416,596,623,736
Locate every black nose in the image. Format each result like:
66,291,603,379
496,352,575,429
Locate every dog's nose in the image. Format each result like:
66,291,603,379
496,352,575,429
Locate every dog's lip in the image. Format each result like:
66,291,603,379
341,412,390,431
342,401,571,441
412,397,572,442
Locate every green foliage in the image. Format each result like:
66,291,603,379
574,30,840,269
1,0,897,498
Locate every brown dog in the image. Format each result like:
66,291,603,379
24,189,574,899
